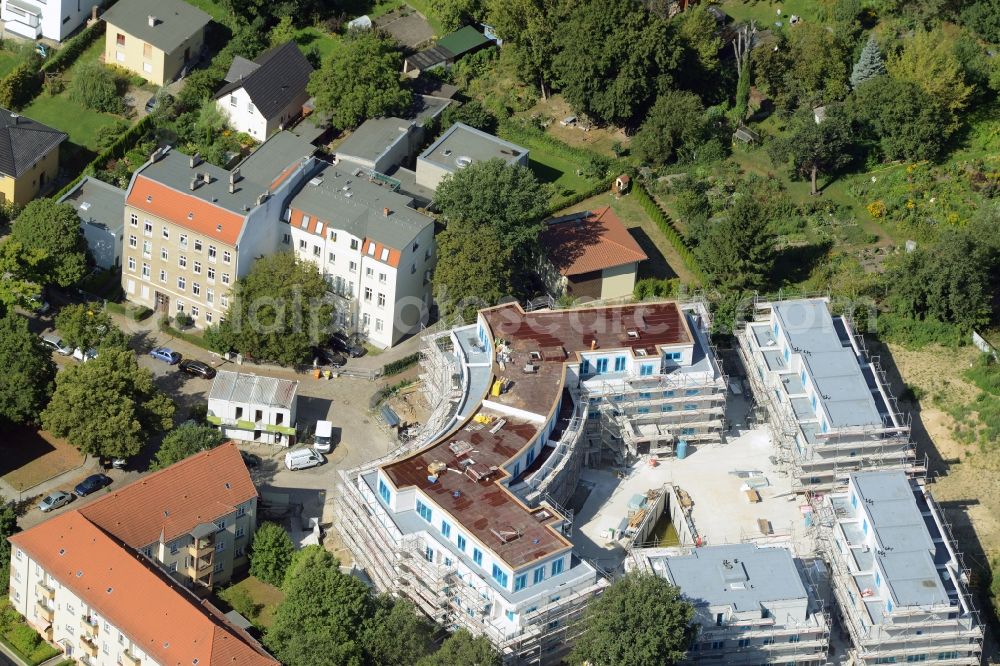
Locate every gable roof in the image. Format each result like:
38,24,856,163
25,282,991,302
10,512,277,666
214,41,314,120
78,443,258,548
208,371,298,409
102,0,211,54
0,108,66,178
541,207,648,276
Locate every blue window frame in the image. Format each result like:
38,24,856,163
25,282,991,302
685,389,698,396
661,405,673,412
526,448,535,465
595,358,608,373
639,391,651,399
637,407,650,414
875,571,881,587
580,359,590,374
378,479,390,503
533,567,544,584
851,493,858,508
663,390,675,397
514,574,527,591
473,548,483,566
905,656,926,663
684,403,697,410
441,520,451,538
492,564,509,587
416,499,432,523
457,534,466,551
788,635,800,644
640,363,654,376
551,558,564,576
666,351,682,361
886,599,894,612
614,356,626,372
506,610,515,621
424,546,433,562
783,347,790,361
512,462,521,478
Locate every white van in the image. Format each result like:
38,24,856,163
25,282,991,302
314,420,334,453
284,447,324,471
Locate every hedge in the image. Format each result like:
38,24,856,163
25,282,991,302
0,62,41,110
53,113,156,200
104,301,153,321
41,20,106,74
159,318,216,352
382,352,421,377
633,181,707,284
498,119,617,171
545,175,615,218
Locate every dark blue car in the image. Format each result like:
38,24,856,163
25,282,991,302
74,474,112,497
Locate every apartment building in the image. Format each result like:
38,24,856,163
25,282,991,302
121,132,316,327
738,298,917,492
819,471,983,665
1,0,101,42
8,443,273,666
283,161,436,348
415,122,528,190
207,371,298,446
629,543,830,665
337,300,726,663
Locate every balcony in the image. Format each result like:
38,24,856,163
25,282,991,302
263,422,296,436
121,650,141,666
79,634,98,657
34,581,54,601
35,603,53,623
189,539,215,558
80,615,99,637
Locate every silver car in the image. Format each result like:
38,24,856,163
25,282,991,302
38,491,73,512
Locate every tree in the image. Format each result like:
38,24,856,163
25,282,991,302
487,0,562,98
553,1,682,126
768,107,854,195
212,252,333,365
0,312,55,428
674,5,723,93
9,200,88,288
731,21,755,124
431,0,485,31
269,15,297,47
250,522,295,587
441,100,497,134
0,240,44,314
850,36,887,89
752,23,849,110
41,348,174,459
0,504,19,592
69,62,125,114
151,423,225,470
631,90,710,167
670,176,712,245
852,76,950,161
434,224,514,320
697,195,776,291
54,304,129,352
416,630,501,666
307,31,411,130
363,596,436,666
570,573,695,666
886,27,973,131
961,0,1000,44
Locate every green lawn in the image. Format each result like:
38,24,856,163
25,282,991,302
405,0,445,36
218,576,284,629
22,94,122,152
527,149,599,203
718,0,824,26
0,50,24,79
294,26,343,61
184,0,229,23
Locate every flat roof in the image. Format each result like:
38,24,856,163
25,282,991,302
772,300,884,429
209,371,298,409
60,176,126,234
382,301,693,568
335,117,414,165
660,544,810,613
419,122,526,173
236,130,315,185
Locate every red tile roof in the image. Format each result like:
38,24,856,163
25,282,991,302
79,443,258,548
10,512,277,666
541,207,647,276
126,177,247,245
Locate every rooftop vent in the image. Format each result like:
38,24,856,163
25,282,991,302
308,177,323,186
106,587,113,593
627,329,640,340
189,153,201,169
383,207,390,217
187,212,194,220
189,177,201,191
147,14,158,27
201,171,211,184
255,191,269,206
491,527,523,544
455,156,473,169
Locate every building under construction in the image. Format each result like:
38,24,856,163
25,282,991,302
817,471,983,665
737,297,918,492
336,299,726,664
629,543,831,665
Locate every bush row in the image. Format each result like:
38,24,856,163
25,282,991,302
53,114,156,200
543,176,615,218
633,181,706,284
498,118,616,170
104,301,153,321
41,20,106,74
382,352,421,377
368,379,416,410
0,62,41,110
159,317,216,352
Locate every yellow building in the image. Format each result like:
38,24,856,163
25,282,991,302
102,0,210,86
0,108,66,205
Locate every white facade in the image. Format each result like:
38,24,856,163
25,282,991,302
2,0,101,41
207,371,298,446
217,86,308,141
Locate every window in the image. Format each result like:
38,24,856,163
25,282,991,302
221,295,228,308
130,213,138,227
230,95,237,107
194,239,203,251
214,561,224,573
491,564,509,587
128,257,136,271
177,276,186,290
473,548,483,566
178,255,186,268
710,641,724,650
367,242,376,256
375,319,383,332
379,272,386,283
378,479,391,503
176,301,184,313
222,251,231,264
142,240,151,257
874,659,897,665
505,610,515,621
206,289,214,304
663,390,675,397
328,251,336,263
116,33,125,46
179,233,187,248
738,639,750,648
685,389,698,396
312,245,321,257
128,234,137,248
143,220,152,236
551,558,564,576
937,653,960,661
221,273,230,285
595,358,608,374
788,635,800,643
191,283,201,297
207,267,215,281
416,499,432,523
248,103,255,114
159,269,167,283
162,226,169,240
377,293,385,307
364,287,372,301
533,567,544,584
141,263,150,278
424,546,433,562
666,351,682,361
193,261,201,274
350,239,359,250
514,574,527,592
328,230,337,242
905,656,926,663
640,363,654,376
614,356,626,372
441,520,451,538
684,404,697,411
216,541,225,552
208,245,217,261
457,534,466,551
349,261,357,273
170,542,179,555
205,312,213,323
365,267,374,277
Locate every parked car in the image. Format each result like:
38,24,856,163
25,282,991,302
74,474,112,497
178,359,217,379
313,347,347,368
284,447,324,470
331,332,365,358
150,347,181,364
38,491,73,512
144,91,173,114
72,347,98,363
313,420,334,453
41,333,74,356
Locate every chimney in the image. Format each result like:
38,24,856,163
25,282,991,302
189,153,201,168
228,181,236,194
229,167,241,185
9,113,18,124
91,5,97,21
255,191,269,206
201,171,211,184
189,177,199,191
147,14,157,27
383,207,390,217
590,339,597,351
150,147,162,162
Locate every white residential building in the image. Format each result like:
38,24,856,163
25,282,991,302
1,0,101,42
629,543,830,665
60,176,126,271
283,161,435,349
416,122,528,190
819,471,983,665
207,371,298,446
738,298,918,492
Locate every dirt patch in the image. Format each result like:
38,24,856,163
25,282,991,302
0,428,85,492
520,95,629,158
374,8,434,49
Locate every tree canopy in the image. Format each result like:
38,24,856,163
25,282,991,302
433,223,514,320
697,195,776,292
0,312,55,429
250,522,295,587
850,36,887,89
208,252,333,366
9,199,88,288
307,31,412,130
416,630,501,666
41,348,174,459
768,107,854,195
54,304,129,352
571,572,695,666
852,75,949,161
753,24,850,110
886,27,972,131
631,90,712,167
151,423,225,470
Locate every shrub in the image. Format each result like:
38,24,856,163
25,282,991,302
875,312,965,348
41,20,105,74
6,624,40,656
69,62,125,114
222,586,261,620
0,60,41,110
174,312,193,328
633,277,680,300
43,73,64,96
383,353,420,377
